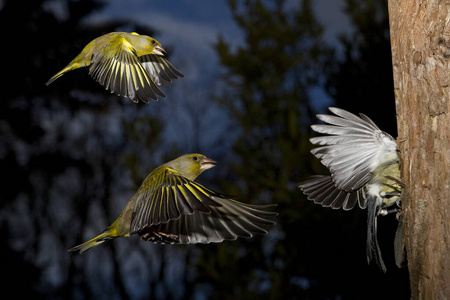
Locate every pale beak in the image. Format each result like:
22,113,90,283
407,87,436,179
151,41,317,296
153,45,166,56
200,157,217,170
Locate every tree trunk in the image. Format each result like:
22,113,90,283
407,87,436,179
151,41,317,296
388,1,450,299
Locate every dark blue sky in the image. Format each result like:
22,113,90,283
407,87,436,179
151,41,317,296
84,0,351,86
82,1,352,149
40,0,353,156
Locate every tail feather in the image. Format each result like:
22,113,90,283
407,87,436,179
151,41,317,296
46,59,85,85
68,230,113,254
46,65,74,86
46,70,66,85
366,196,387,272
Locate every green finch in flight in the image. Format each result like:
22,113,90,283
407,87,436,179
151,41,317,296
70,154,277,253
46,32,183,103
298,107,402,272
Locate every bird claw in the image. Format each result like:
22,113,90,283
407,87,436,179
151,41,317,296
139,228,180,244
380,198,402,216
382,207,401,215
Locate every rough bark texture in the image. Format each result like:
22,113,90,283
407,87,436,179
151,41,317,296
388,1,450,299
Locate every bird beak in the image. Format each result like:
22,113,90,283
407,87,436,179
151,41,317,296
153,45,166,56
200,157,216,171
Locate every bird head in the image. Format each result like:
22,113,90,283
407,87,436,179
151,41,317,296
165,154,216,181
144,37,165,56
131,33,166,56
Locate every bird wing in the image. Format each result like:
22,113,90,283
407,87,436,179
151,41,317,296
129,169,276,244
88,38,166,103
309,107,397,192
298,175,367,210
139,197,276,244
139,55,184,86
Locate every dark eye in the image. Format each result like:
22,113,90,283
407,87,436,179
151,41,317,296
151,40,156,45
192,156,198,161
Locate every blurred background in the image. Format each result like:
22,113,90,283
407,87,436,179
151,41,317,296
0,0,409,299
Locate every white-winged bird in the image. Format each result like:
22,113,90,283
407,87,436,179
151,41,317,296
46,32,183,103
298,107,402,272
70,154,277,253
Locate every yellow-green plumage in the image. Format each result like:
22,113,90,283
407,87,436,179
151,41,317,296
69,154,277,254
46,32,183,103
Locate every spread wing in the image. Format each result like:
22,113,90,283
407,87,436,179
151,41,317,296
88,38,165,103
139,54,184,86
309,107,397,192
129,169,277,244
298,175,367,210
139,198,276,244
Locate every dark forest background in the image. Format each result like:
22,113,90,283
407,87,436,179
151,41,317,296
1,0,409,299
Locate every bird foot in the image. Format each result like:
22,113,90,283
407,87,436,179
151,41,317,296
138,228,180,244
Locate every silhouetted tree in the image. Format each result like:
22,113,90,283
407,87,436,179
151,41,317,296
326,0,397,133
197,0,338,298
0,1,170,299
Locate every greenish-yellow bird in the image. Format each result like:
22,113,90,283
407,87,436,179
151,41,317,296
46,32,183,103
69,154,277,253
298,107,402,272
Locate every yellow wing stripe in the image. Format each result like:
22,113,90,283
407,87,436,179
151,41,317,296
176,185,191,206
184,184,204,201
190,182,215,197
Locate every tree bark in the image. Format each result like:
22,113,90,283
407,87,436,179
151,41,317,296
388,1,450,299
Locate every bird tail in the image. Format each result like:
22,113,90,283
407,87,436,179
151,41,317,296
68,230,114,254
46,57,86,85
46,70,66,85
46,64,75,85
366,196,387,272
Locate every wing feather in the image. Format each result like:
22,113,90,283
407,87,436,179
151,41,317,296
298,175,368,210
88,40,166,103
139,55,184,86
131,169,276,244
309,107,397,191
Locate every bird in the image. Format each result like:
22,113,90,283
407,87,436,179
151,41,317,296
69,154,277,253
298,107,402,272
46,32,183,103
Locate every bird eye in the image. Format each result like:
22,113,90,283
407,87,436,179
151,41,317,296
151,40,156,45
192,156,198,161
